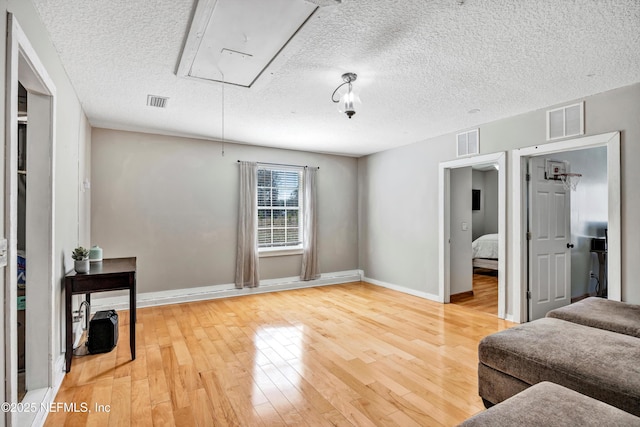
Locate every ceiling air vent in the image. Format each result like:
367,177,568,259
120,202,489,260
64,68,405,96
147,95,169,108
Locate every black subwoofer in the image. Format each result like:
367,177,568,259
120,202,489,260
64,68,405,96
88,310,118,354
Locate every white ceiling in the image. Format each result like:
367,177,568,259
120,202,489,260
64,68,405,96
32,0,640,157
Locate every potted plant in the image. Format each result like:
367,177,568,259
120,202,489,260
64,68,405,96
72,247,90,273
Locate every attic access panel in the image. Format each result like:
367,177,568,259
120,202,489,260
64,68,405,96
178,0,318,88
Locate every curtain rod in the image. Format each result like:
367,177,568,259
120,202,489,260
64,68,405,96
237,160,319,169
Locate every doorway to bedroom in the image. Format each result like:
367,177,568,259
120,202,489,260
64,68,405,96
450,165,500,315
447,165,499,315
438,152,506,319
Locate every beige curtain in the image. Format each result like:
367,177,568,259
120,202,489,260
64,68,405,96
235,161,260,288
301,167,320,280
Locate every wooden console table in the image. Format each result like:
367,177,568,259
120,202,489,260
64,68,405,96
64,257,136,372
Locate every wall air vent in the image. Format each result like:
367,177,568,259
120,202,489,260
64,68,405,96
456,129,480,157
546,101,584,141
147,95,169,108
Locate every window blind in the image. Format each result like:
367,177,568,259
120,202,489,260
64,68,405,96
257,167,302,249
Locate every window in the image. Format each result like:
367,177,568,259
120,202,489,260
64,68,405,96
257,167,302,252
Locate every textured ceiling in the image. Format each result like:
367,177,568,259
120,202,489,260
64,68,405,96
32,0,640,157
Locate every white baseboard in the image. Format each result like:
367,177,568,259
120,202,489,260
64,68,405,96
362,275,442,302
89,270,362,312
19,355,65,427
53,355,66,390
504,314,521,323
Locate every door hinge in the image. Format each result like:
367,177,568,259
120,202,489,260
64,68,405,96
526,231,532,240
527,291,532,299
526,173,531,182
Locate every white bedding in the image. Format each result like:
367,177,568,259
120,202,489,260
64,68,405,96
472,233,499,259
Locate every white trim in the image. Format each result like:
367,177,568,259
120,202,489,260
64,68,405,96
5,15,20,416
258,246,303,257
19,356,65,427
89,270,362,312
511,131,621,322
504,313,519,323
363,276,441,302
257,166,303,255
6,15,57,426
606,135,621,301
439,152,507,318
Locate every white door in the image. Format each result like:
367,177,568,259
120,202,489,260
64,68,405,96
528,157,572,320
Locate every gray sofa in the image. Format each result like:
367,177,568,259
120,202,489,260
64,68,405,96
477,297,640,417
547,296,640,337
461,382,640,427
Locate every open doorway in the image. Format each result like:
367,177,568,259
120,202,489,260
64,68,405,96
557,148,609,302
526,147,608,320
510,132,620,323
439,152,506,319
450,165,500,315
5,14,57,426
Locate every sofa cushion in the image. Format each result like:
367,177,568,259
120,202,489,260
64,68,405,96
478,317,640,416
547,297,640,338
460,381,640,427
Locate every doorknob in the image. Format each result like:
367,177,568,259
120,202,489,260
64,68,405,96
567,243,574,249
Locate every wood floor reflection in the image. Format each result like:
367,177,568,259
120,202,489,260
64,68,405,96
46,282,513,426
450,270,499,316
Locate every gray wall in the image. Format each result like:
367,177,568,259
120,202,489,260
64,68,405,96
471,170,486,240
358,136,452,294
484,170,499,236
450,167,472,295
91,129,358,294
472,169,498,240
545,147,608,299
358,82,640,314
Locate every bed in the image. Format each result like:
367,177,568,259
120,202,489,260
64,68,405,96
472,233,498,270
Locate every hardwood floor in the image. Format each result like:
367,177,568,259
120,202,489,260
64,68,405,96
46,282,514,426
450,271,498,316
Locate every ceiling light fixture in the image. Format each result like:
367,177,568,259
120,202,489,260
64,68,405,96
331,72,358,119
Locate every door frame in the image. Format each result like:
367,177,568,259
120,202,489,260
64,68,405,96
439,151,506,319
511,132,620,323
5,13,57,426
